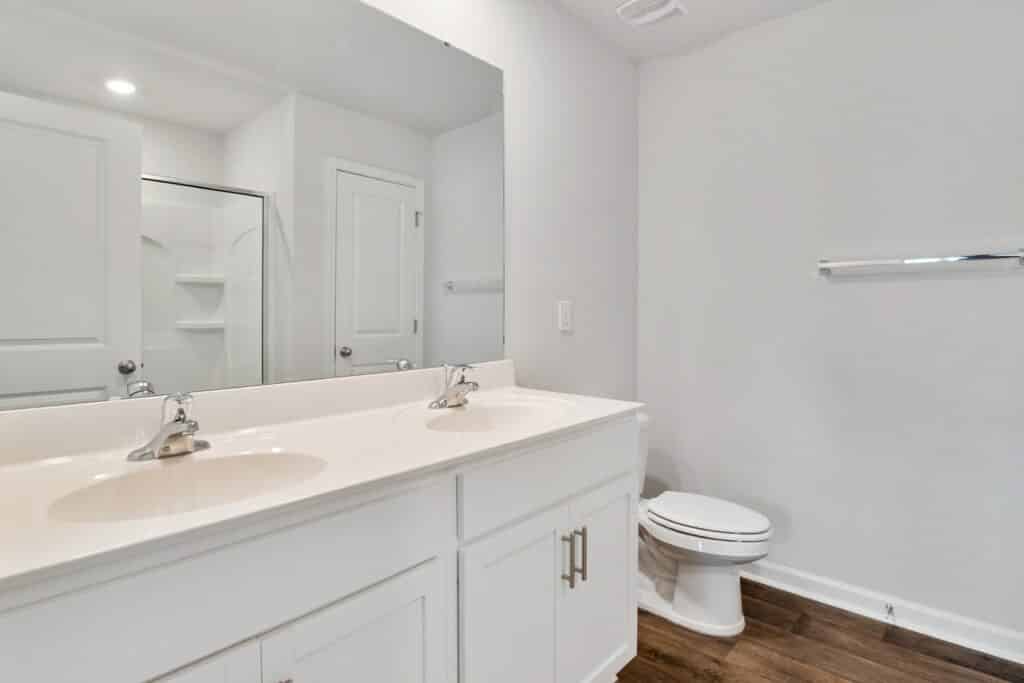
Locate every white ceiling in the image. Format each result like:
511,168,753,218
0,0,501,135
556,0,830,60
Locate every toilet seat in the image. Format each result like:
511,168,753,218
647,492,772,543
640,504,771,562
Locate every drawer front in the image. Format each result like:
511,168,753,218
459,416,638,542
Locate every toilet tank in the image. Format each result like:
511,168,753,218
637,411,650,499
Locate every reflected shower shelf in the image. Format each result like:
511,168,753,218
175,274,226,285
175,320,226,331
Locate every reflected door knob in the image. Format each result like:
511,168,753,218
338,346,353,358
117,360,138,375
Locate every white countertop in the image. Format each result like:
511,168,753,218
0,386,639,595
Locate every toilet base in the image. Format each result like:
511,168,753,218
638,583,746,638
638,529,749,637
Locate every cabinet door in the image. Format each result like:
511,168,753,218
261,559,446,683
559,476,637,683
461,505,570,683
157,642,260,683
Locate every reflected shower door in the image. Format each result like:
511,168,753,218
140,178,264,395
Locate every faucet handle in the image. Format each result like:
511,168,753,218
163,392,194,422
442,363,475,386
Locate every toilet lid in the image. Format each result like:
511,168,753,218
647,492,771,536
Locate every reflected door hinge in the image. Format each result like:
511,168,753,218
414,211,423,227
413,318,419,334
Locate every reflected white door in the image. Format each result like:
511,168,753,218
333,165,423,376
0,91,141,409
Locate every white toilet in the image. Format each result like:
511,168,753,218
636,414,772,637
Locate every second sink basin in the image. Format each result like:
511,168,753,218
426,403,550,433
50,451,326,523
407,393,574,434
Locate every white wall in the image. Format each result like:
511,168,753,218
363,0,638,399
426,112,504,367
224,96,296,383
140,117,224,185
638,0,1024,653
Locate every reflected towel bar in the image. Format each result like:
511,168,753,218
443,278,504,293
818,250,1024,275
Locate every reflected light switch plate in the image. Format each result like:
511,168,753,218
557,300,574,333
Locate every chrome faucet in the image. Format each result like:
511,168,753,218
126,379,157,398
127,392,210,461
428,364,479,409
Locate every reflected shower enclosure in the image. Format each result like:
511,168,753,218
140,177,265,395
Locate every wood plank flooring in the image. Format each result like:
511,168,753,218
618,578,1024,683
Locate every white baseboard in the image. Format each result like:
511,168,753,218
742,560,1024,666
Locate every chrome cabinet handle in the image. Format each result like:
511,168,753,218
576,526,588,583
561,531,578,589
338,346,353,358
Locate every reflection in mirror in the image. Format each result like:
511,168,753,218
0,0,504,410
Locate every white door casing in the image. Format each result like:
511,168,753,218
0,91,141,409
329,160,424,377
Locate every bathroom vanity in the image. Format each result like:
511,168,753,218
0,362,640,682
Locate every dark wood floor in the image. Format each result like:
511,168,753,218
618,578,1024,683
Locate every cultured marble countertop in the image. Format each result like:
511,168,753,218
0,386,639,594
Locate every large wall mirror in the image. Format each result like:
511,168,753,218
0,0,504,410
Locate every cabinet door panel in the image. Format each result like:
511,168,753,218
157,642,260,683
261,559,445,683
460,505,569,683
560,476,637,683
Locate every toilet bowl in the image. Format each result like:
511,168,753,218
636,414,772,637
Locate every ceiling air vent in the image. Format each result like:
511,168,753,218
615,0,687,26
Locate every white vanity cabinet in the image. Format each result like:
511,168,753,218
459,417,639,683
1,479,456,683
260,559,447,683
159,560,446,683
158,643,260,683
559,478,637,683
461,505,566,683
0,404,639,683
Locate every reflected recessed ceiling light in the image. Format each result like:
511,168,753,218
616,0,687,26
105,79,137,96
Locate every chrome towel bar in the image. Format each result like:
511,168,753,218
818,250,1024,275
443,278,504,293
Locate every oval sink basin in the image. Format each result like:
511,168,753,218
50,452,326,523
422,397,572,433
